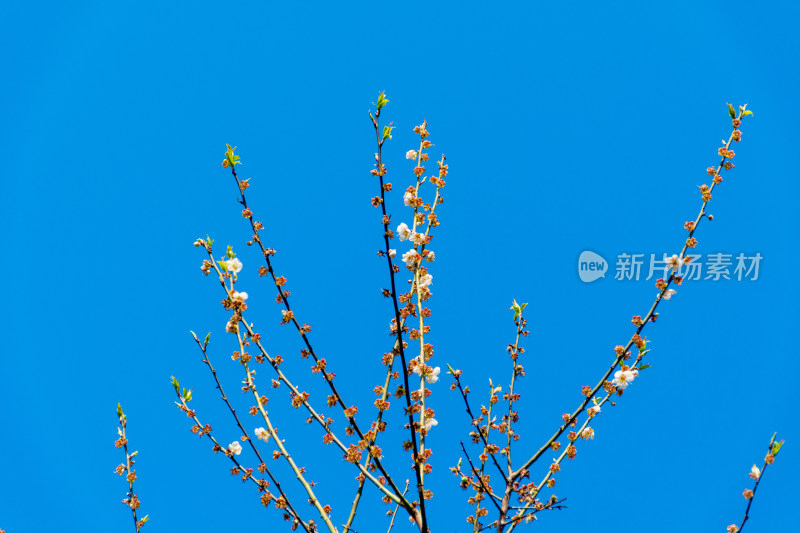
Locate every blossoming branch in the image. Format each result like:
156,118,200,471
108,96,785,533
114,404,148,531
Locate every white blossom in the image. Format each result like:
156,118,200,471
396,223,412,242
426,366,441,384
667,254,684,272
588,405,601,416
418,273,433,288
406,150,418,160
750,464,761,480
411,232,427,246
403,192,415,206
425,251,435,262
228,441,243,455
413,362,440,384
423,418,438,431
402,249,420,265
227,258,243,274
232,291,248,301
254,428,269,441
388,249,396,258
662,288,677,300
580,427,595,440
612,369,636,389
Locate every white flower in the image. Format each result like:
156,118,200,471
662,288,677,300
232,291,248,301
403,192,415,206
588,405,601,416
402,249,420,265
612,370,636,389
388,249,396,258
426,366,440,384
418,273,433,288
423,418,438,431
406,150,418,160
225,319,239,334
411,232,427,245
750,464,761,480
425,251,435,262
667,254,684,272
396,223,411,241
580,427,595,440
227,258,243,274
228,441,243,455
254,428,269,441
412,358,439,383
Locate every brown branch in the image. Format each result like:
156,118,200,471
451,372,509,484
115,406,146,532
734,435,784,533
511,106,750,482
370,100,427,531
171,389,310,531
189,332,310,533
200,244,413,512
224,155,413,515
460,441,505,518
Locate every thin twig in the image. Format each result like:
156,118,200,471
370,103,427,531
172,393,308,530
736,435,783,533
511,108,749,482
189,332,310,532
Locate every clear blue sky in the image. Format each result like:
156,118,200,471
1,1,797,532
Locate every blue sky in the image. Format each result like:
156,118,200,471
1,1,798,532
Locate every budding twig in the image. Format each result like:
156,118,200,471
512,106,751,483
189,332,310,532
370,98,428,532
731,434,784,533
172,391,310,529
201,244,412,512
115,405,147,532
223,147,414,516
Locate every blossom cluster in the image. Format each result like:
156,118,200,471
146,99,779,533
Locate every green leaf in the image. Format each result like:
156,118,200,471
226,245,235,259
772,439,784,456
742,109,754,117
638,364,651,371
727,103,736,119
375,92,389,111
204,332,211,347
171,376,180,393
116,403,124,418
382,125,394,141
510,299,528,320
225,144,241,167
